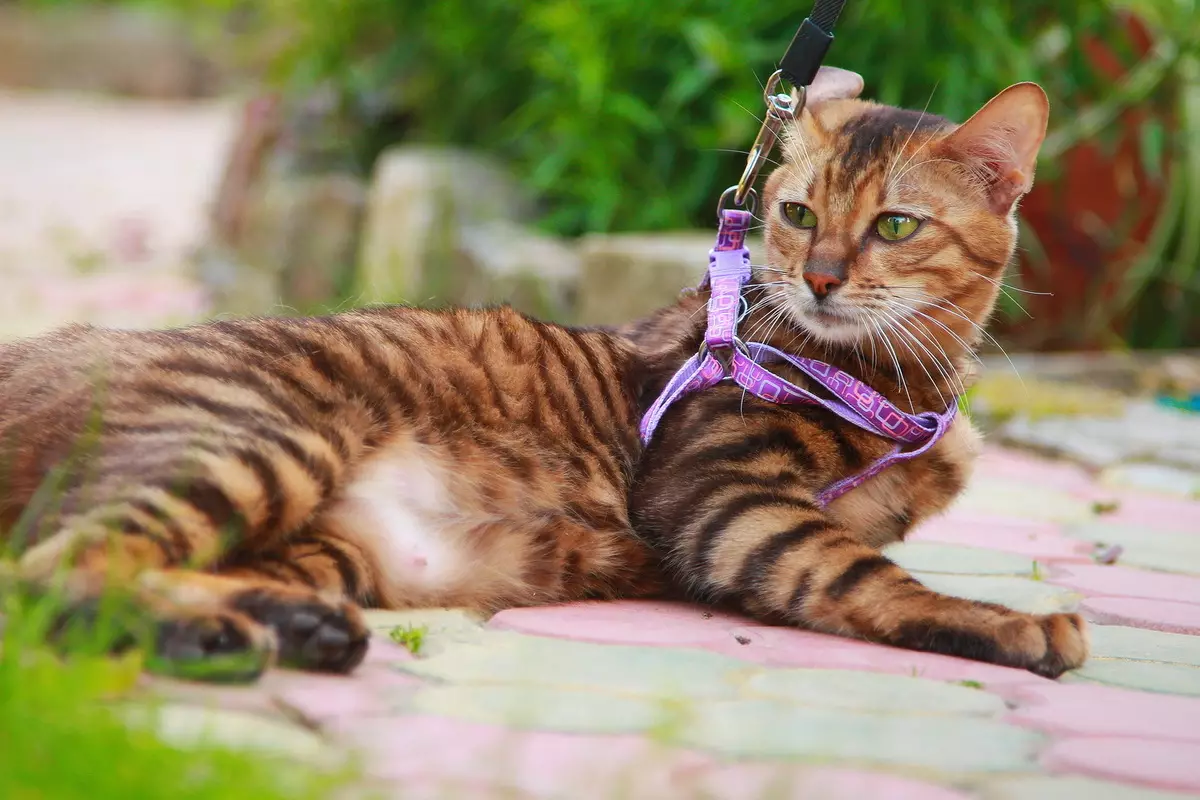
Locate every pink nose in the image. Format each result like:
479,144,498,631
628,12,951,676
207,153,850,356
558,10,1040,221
803,272,842,297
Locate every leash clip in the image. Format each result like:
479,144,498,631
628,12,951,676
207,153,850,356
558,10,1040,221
728,70,799,211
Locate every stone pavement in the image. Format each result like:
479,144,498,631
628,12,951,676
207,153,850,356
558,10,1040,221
140,445,1200,799
0,88,231,341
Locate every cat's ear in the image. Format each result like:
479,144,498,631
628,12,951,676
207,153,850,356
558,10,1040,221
939,82,1050,214
793,66,864,106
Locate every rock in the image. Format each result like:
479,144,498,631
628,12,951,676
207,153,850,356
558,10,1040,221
574,232,765,326
981,350,1200,397
998,400,1200,473
0,7,223,98
199,171,367,315
356,146,538,308
453,220,579,321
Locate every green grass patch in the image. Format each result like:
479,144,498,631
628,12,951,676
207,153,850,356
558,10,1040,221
389,623,428,655
0,586,356,799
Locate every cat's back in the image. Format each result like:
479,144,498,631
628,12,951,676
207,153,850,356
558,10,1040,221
0,305,649,486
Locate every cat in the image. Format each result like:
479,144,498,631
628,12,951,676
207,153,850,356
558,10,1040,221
0,67,1086,681
626,69,1085,679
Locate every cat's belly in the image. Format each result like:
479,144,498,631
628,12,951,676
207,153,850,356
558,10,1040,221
323,440,531,609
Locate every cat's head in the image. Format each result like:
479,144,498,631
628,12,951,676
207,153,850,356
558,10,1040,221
759,67,1048,360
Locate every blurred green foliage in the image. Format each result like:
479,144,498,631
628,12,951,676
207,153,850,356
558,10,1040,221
0,585,354,799
251,0,1134,236
242,0,1191,348
9,0,1200,347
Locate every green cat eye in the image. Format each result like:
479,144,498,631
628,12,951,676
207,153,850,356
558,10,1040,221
781,202,818,229
877,214,920,241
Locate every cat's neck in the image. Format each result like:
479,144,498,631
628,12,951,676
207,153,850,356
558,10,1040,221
663,287,974,415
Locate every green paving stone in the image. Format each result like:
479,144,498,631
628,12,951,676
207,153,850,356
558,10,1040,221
408,684,675,735
884,542,1036,577
1100,463,1200,499
979,775,1195,800
682,700,1044,774
913,573,1083,614
1071,658,1200,697
1064,523,1200,575
744,668,1006,716
125,704,342,766
398,631,748,698
1090,624,1200,667
363,608,487,656
950,480,1092,523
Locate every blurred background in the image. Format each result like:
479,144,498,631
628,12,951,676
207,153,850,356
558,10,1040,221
1,0,1198,355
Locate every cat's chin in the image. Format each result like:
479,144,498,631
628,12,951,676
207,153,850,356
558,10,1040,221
793,313,869,347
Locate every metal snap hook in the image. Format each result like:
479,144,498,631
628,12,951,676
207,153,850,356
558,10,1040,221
764,70,800,119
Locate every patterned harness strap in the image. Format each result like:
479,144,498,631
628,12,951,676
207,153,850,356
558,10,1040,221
639,208,958,507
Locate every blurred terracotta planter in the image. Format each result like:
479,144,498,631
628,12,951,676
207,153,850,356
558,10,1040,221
998,14,1167,351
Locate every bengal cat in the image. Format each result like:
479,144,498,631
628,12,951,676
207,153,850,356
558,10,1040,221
0,68,1086,681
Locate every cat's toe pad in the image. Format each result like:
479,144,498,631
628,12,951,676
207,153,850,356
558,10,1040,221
230,588,370,673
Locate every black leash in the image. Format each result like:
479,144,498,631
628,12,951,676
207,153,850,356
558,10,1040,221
780,0,848,89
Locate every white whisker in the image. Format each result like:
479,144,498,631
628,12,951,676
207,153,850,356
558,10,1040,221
873,307,949,409
885,81,940,189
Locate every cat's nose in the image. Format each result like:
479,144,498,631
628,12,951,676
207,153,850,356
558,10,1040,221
803,272,843,297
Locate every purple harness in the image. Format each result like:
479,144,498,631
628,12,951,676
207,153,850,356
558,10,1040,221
639,208,959,507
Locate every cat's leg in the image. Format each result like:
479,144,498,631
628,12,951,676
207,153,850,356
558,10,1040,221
16,433,354,675
212,528,378,671
654,487,1087,678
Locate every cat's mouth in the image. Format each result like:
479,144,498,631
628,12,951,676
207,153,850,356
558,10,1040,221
784,293,870,345
757,279,873,346
810,306,847,324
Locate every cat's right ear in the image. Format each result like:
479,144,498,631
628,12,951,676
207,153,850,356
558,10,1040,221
793,66,865,107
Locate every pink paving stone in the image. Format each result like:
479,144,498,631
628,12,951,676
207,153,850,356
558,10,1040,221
1082,597,1200,635
1043,737,1200,793
33,272,208,321
1006,681,1200,743
1082,492,1200,535
264,662,419,722
974,449,1096,493
489,600,764,648
693,765,969,800
361,636,418,666
1049,563,1200,604
908,511,1092,563
331,714,965,800
333,714,709,798
712,623,1053,687
493,599,1052,689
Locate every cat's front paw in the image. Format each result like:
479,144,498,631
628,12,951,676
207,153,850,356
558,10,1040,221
229,586,370,673
28,574,276,684
1004,612,1089,678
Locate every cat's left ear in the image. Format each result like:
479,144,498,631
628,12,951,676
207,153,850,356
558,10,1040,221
939,82,1050,214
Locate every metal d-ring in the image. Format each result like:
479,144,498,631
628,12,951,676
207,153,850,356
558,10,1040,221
696,336,752,376
717,185,758,221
